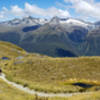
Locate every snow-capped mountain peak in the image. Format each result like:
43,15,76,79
0,16,96,30
60,18,88,26
49,17,94,29
1,16,48,26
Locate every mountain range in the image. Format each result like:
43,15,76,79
0,16,100,57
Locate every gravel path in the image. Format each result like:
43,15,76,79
0,73,92,97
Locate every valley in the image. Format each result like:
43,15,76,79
0,16,100,57
1,0,100,99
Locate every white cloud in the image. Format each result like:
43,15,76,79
0,15,4,19
24,3,70,17
25,3,46,16
0,1,100,21
0,7,8,19
0,2,70,20
64,0,100,20
11,5,25,16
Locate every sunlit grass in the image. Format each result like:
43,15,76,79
1,56,100,93
1,41,100,97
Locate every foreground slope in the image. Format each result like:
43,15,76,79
3,56,100,93
0,41,100,100
0,41,100,93
1,77,100,100
0,41,26,58
0,79,35,100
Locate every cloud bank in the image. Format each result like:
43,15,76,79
64,0,100,20
0,2,70,20
0,0,100,21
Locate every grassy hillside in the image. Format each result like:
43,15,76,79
66,91,100,100
1,55,100,93
0,78,65,100
0,78,35,100
0,41,100,93
0,41,26,58
0,41,100,99
1,77,100,100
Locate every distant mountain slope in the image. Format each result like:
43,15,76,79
1,16,48,26
0,16,99,57
82,28,100,56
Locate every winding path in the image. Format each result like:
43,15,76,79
0,73,92,97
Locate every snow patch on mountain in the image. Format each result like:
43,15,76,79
1,16,48,26
60,18,88,26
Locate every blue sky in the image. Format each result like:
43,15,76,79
0,0,100,22
0,0,58,9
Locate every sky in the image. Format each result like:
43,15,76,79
0,0,100,22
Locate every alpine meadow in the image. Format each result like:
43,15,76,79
0,0,100,100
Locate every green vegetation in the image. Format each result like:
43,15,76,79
0,78,65,100
1,77,100,100
0,78,35,100
0,41,26,58
1,54,100,93
1,41,100,100
66,91,100,100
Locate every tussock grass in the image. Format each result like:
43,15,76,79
1,56,100,93
1,77,100,100
0,41,100,93
0,41,100,99
66,91,100,100
0,41,26,58
0,79,35,100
